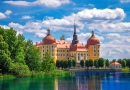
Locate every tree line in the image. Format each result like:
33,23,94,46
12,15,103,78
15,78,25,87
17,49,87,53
0,27,55,77
56,58,130,69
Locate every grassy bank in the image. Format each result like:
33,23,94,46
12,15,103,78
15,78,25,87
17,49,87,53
122,68,130,72
30,70,72,77
0,74,16,80
0,70,72,79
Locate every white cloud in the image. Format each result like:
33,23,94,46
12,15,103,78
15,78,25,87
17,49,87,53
120,0,130,3
21,15,32,19
41,8,126,32
0,12,6,19
4,0,70,7
5,10,12,15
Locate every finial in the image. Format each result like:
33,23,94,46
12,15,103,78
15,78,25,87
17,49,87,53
60,35,65,40
47,29,50,36
91,31,94,37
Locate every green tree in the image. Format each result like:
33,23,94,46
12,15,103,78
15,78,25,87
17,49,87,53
112,59,116,62
56,60,60,69
126,59,130,70
9,62,30,77
121,60,126,68
98,58,105,68
14,34,26,64
60,60,64,69
94,59,98,68
63,60,68,69
118,59,122,64
85,60,89,69
25,40,42,71
80,60,84,68
68,60,72,69
5,28,18,60
42,52,55,72
0,35,11,73
72,60,76,67
89,59,94,68
105,59,110,68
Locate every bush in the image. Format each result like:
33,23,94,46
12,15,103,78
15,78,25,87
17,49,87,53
9,63,30,77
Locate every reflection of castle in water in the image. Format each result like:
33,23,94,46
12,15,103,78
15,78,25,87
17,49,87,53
57,72,103,90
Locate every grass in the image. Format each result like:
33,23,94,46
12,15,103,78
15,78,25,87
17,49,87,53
0,74,16,80
122,68,130,72
30,70,72,77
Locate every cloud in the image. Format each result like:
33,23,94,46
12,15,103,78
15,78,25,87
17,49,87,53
120,0,130,3
4,0,70,8
21,15,32,19
5,10,12,15
0,12,6,19
8,22,47,38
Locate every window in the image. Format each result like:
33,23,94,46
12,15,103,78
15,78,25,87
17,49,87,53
52,53,54,56
94,50,96,52
94,53,96,56
47,46,48,48
43,50,44,52
43,46,44,48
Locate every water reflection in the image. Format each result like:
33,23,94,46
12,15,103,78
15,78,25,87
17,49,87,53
0,72,130,90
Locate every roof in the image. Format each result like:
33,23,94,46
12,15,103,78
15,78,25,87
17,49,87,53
110,62,121,66
56,40,70,48
70,42,87,51
35,42,42,48
86,31,100,47
43,35,56,44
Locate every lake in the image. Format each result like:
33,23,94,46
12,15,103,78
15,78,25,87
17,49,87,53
0,72,130,90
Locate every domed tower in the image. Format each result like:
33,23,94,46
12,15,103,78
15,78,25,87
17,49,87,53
42,29,57,62
86,31,100,60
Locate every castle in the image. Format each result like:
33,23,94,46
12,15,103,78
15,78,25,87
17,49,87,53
35,24,100,63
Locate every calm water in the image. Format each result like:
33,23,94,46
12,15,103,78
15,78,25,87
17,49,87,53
0,72,130,90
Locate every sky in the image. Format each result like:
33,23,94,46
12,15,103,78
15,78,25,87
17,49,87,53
0,0,130,60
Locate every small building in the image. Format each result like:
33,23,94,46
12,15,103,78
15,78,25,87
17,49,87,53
110,62,122,70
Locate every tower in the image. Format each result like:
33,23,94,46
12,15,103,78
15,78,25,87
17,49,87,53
86,31,100,60
72,21,78,44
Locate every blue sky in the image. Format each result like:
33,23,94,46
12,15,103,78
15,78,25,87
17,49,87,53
1,0,130,60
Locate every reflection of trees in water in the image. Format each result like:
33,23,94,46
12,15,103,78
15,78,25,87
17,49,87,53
0,78,30,90
57,72,104,90
75,72,103,90
58,76,78,90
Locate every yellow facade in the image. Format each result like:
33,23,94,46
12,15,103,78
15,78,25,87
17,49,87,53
36,29,100,63
87,45,100,60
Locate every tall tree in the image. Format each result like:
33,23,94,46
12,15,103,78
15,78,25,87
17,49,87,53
105,59,110,68
89,59,94,68
121,60,126,68
63,60,68,69
68,60,72,69
25,40,42,71
80,60,84,68
0,35,11,73
42,52,55,72
14,34,26,64
72,60,76,67
98,58,105,68
85,60,89,69
56,60,60,69
94,59,98,68
6,28,18,60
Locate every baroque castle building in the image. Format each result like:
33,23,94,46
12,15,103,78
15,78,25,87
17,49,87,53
35,24,100,63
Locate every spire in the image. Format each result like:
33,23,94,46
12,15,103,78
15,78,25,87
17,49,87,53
47,29,50,36
91,31,95,37
60,35,65,40
72,20,78,44
74,20,76,35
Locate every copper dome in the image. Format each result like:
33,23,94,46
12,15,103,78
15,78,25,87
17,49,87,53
42,29,56,44
86,31,100,47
